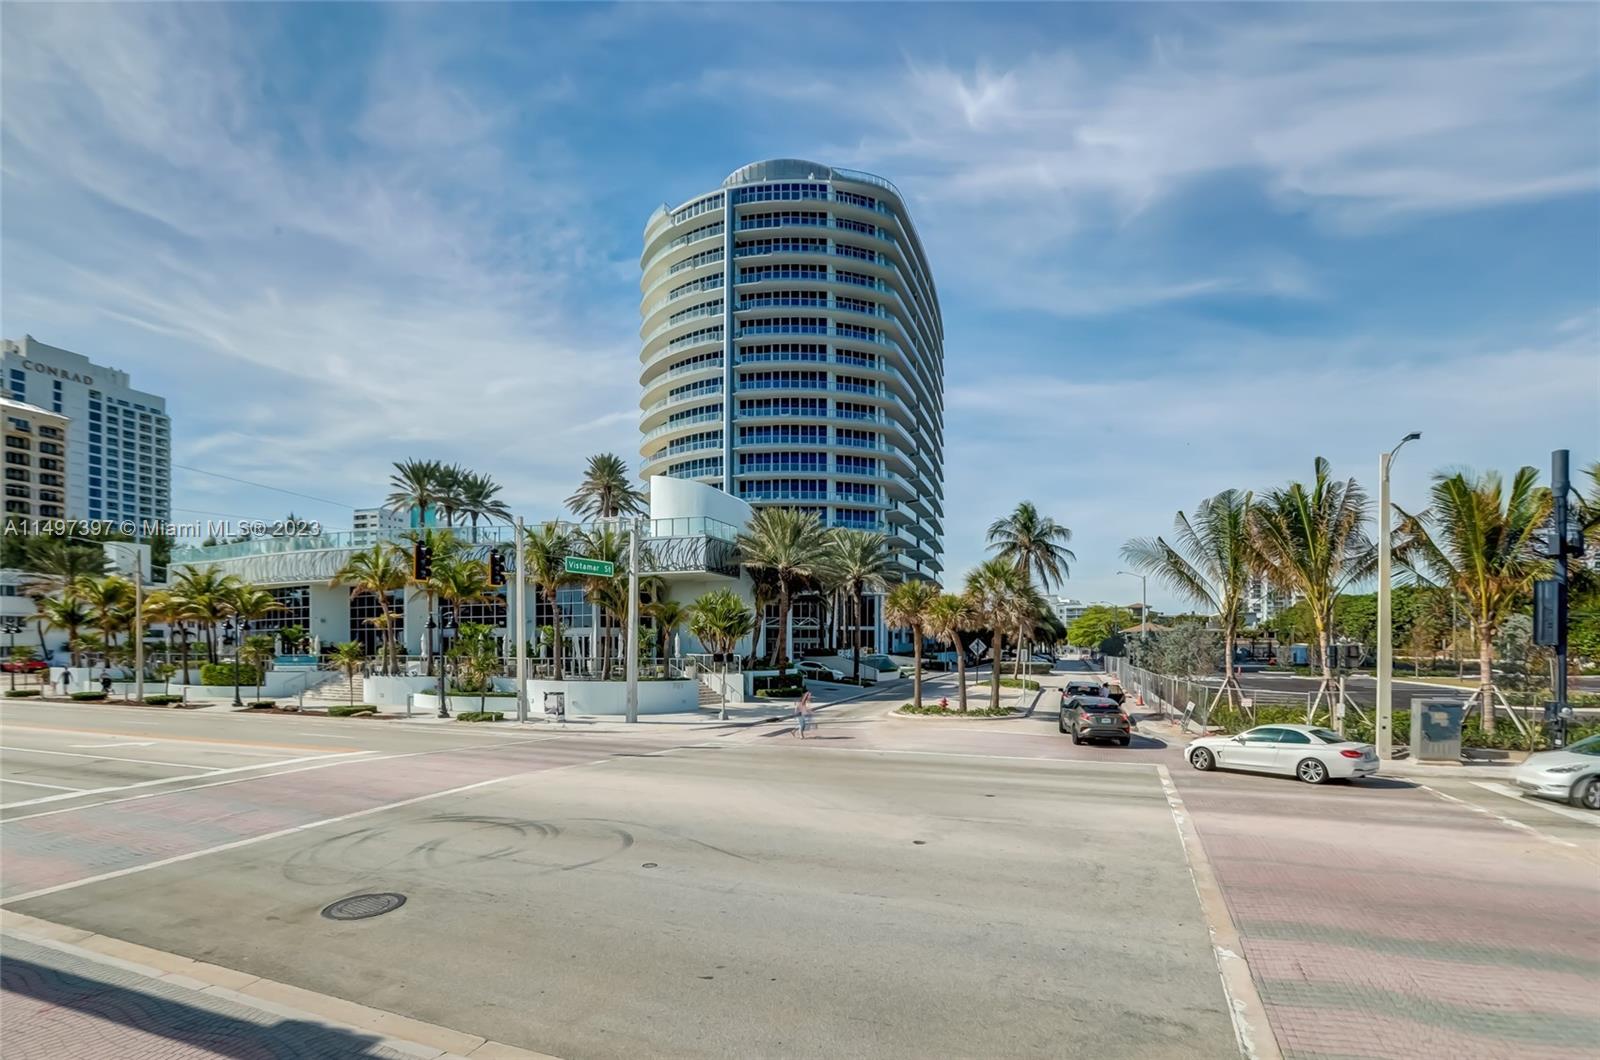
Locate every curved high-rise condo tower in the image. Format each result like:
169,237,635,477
638,159,946,607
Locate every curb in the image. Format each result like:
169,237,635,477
0,910,560,1059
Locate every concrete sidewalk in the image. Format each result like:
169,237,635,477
1,912,556,1059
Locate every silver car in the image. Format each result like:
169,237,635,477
1512,734,1600,810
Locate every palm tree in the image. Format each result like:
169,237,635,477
461,471,513,541
885,579,941,709
688,588,755,720
72,575,136,662
14,536,108,658
240,634,276,704
574,525,630,676
170,565,238,663
430,554,495,685
830,529,895,682
1250,458,1376,731
965,558,1027,708
1122,489,1256,711
329,641,366,706
223,585,283,687
387,459,447,527
142,589,201,684
436,464,469,529
645,597,688,670
521,522,575,677
988,501,1076,589
1396,466,1551,733
735,508,834,673
333,545,407,675
1004,579,1047,680
566,453,646,520
925,593,978,712
34,593,92,668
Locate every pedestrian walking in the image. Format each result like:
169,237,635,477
795,691,815,738
100,671,114,696
60,669,72,696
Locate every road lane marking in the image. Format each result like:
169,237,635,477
1157,764,1280,1060
0,755,613,906
295,732,355,740
0,752,374,809
1419,784,1579,849
0,725,351,754
1472,781,1600,827
0,746,220,769
0,778,88,791
69,741,157,749
815,746,1157,767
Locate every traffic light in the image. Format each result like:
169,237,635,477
488,550,506,586
412,542,433,580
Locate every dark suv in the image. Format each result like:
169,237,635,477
1060,695,1133,746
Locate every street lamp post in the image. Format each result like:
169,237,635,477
1377,431,1421,760
429,612,450,718
223,618,244,708
4,617,21,692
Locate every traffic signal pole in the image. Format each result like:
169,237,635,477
1552,450,1570,738
514,516,528,724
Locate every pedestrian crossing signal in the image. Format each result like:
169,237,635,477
488,550,506,586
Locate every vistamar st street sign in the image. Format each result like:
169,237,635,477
564,556,616,577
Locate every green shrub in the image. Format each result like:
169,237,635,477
898,702,1016,717
450,689,516,698
457,710,504,723
69,691,107,701
328,704,378,717
246,700,279,709
5,688,41,698
142,694,182,705
998,678,1041,691
756,686,804,699
200,662,263,687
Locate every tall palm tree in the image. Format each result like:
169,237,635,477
34,593,92,669
387,459,447,527
461,471,513,541
830,529,895,682
735,508,834,673
429,555,494,685
886,579,941,709
436,464,469,529
170,565,239,663
333,545,408,675
521,522,575,677
1004,579,1047,680
142,589,201,684
329,641,366,706
925,593,978,712
1250,457,1376,731
72,575,136,660
965,558,1027,708
224,586,283,680
987,501,1076,590
645,597,688,669
1122,489,1257,710
566,453,646,520
1396,466,1551,734
14,536,108,658
574,525,630,676
688,588,755,720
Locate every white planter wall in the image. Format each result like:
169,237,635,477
524,678,697,716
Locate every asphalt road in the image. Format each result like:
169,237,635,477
3,675,1596,1060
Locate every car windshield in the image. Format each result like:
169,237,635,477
1564,734,1600,757
1308,728,1346,744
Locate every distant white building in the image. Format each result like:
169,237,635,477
352,506,405,547
1046,596,1093,626
1245,574,1301,626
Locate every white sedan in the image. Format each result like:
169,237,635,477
1513,734,1600,810
1187,724,1378,784
795,661,844,682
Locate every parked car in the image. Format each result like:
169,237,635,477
1513,734,1600,810
0,659,47,673
1104,680,1126,705
1187,725,1378,784
1060,680,1103,704
1060,695,1133,746
795,661,844,682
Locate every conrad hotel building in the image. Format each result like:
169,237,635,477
637,160,946,619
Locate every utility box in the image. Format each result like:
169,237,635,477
1409,697,1467,763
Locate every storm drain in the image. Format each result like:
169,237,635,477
320,893,407,921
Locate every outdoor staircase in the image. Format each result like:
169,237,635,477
696,680,723,711
296,674,363,709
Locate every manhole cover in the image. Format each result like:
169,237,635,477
321,893,407,921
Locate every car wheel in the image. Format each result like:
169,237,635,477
1058,714,1068,734
1117,737,1130,747
1571,777,1600,811
1189,747,1214,771
1296,758,1329,784
1071,726,1083,746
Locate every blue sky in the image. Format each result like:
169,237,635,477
3,3,1596,609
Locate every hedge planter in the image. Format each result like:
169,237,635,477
200,662,264,687
69,691,108,701
328,704,379,718
5,689,41,698
897,703,1020,718
458,711,504,723
142,694,183,705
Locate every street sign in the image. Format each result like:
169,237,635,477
564,556,616,578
